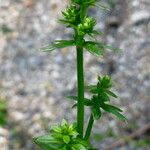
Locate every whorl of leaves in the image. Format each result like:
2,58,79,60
67,76,126,121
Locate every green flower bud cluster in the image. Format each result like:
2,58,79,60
60,1,98,37
60,5,79,26
67,75,126,121
77,17,96,36
34,120,88,149
87,76,126,121
97,75,112,90
89,75,114,104
51,119,78,139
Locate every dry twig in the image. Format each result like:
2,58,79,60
105,122,150,150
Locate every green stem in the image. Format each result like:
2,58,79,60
76,46,84,137
84,114,94,140
76,4,87,138
80,5,87,20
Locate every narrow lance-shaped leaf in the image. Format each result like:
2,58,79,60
95,2,110,11
102,103,123,112
89,41,120,53
106,90,118,98
85,85,97,90
83,41,103,56
51,126,61,133
91,106,101,120
99,92,110,102
86,86,98,94
33,135,63,150
58,19,77,29
101,43,120,52
72,144,87,150
75,138,89,147
101,104,126,121
66,96,93,106
87,30,103,40
40,40,75,52
63,135,70,144
92,30,103,36
72,103,77,109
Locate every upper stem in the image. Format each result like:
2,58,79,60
80,5,87,20
76,4,87,138
76,46,84,138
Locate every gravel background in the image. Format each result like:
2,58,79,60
0,0,150,150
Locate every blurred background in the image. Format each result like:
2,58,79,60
0,0,150,150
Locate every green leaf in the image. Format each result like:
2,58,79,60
66,96,93,106
106,90,118,98
99,92,110,102
102,44,120,52
52,133,63,139
72,144,86,150
109,110,126,121
83,41,120,56
101,104,126,121
40,40,75,52
51,126,62,133
61,119,68,126
85,85,97,90
91,107,101,120
83,41,103,56
72,103,77,108
87,30,103,39
89,42,120,53
59,19,77,28
90,89,98,94
33,135,63,150
66,96,78,101
59,19,70,25
69,130,78,137
92,30,103,36
102,104,122,112
74,138,88,147
63,135,70,144
85,85,98,93
82,100,93,106
95,3,110,11
60,145,67,150
98,75,112,88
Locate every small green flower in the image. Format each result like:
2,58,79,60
51,119,78,139
60,5,80,26
97,75,112,89
77,17,96,36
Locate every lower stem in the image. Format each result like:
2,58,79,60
76,46,84,138
84,114,94,140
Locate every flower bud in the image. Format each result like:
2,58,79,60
62,5,79,24
77,17,96,36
